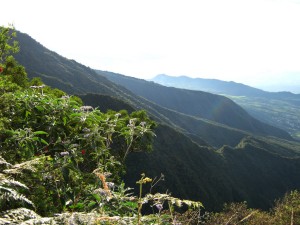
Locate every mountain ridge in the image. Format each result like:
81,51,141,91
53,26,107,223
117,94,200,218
151,74,300,100
12,30,300,211
151,74,300,138
97,70,292,141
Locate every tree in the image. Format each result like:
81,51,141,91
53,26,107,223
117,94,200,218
0,25,19,63
0,26,27,87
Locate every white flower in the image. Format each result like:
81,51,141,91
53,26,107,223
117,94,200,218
60,151,69,156
80,106,93,111
155,203,163,211
140,121,146,127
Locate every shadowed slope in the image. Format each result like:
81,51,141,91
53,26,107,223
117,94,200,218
97,70,292,140
13,30,300,211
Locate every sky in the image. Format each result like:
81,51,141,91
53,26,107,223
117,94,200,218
1,0,300,92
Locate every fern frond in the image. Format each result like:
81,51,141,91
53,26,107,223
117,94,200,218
3,157,42,174
0,185,18,194
0,178,29,190
0,207,40,223
0,187,34,207
0,218,11,224
0,173,6,180
0,156,12,167
0,156,38,212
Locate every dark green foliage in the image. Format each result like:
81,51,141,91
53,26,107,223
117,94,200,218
2,55,28,87
14,31,124,95
0,28,156,216
0,75,155,215
124,124,300,211
151,74,300,139
0,29,27,88
79,93,136,113
0,25,19,62
8,27,300,215
13,31,292,148
98,70,292,140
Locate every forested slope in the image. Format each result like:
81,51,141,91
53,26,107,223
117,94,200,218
11,29,300,212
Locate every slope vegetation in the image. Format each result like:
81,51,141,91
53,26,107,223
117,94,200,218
151,74,300,139
13,30,300,211
97,70,291,140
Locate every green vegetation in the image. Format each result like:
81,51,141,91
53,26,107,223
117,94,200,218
225,94,300,140
98,70,291,141
3,25,300,225
203,191,300,224
151,74,300,140
11,27,300,213
0,26,204,224
14,31,292,147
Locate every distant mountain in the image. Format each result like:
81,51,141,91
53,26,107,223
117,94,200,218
97,70,292,141
258,83,300,94
248,73,300,93
151,74,300,100
151,74,300,139
14,31,257,146
15,31,292,146
13,30,300,211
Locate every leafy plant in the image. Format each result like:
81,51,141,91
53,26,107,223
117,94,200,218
0,25,19,62
0,155,37,221
0,25,157,217
134,173,203,225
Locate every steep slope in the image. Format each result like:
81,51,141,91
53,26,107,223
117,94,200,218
97,70,292,140
86,94,300,211
126,124,300,211
14,31,123,96
14,30,281,148
14,32,292,142
151,74,300,139
13,30,300,211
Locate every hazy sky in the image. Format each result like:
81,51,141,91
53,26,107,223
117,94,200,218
1,0,300,90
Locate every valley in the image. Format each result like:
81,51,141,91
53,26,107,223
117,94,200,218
227,95,300,139
151,74,300,140
12,30,300,212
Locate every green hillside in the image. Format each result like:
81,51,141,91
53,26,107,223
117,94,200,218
151,74,300,139
15,30,291,149
97,70,292,140
79,92,300,211
14,33,292,142
10,29,300,213
228,95,300,139
87,93,300,211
